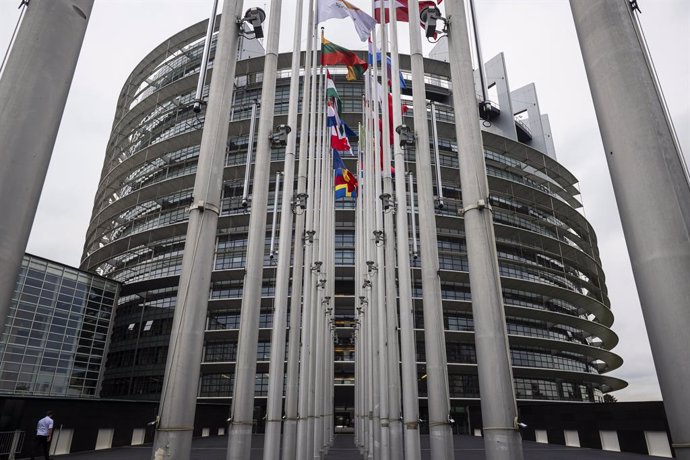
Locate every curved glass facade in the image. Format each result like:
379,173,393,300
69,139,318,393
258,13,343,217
81,19,626,405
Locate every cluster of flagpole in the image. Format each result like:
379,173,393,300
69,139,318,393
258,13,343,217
2,2,689,460
150,0,526,457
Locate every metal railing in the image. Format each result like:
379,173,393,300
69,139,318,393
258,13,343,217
0,430,24,460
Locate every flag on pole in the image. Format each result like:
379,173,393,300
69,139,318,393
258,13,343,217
373,0,439,23
317,0,376,41
334,149,358,199
328,102,352,152
322,37,369,80
326,70,343,113
367,38,406,89
326,75,357,153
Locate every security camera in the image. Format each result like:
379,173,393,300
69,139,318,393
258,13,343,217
395,124,415,147
271,124,291,147
420,7,442,39
380,193,393,212
242,7,266,39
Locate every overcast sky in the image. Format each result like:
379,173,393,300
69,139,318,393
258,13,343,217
1,0,687,401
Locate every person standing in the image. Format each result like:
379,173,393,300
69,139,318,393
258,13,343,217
30,410,54,460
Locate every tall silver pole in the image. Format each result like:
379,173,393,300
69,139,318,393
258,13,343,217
193,0,219,113
468,0,487,102
407,0,454,456
241,101,258,207
354,132,368,456
444,2,524,458
227,0,284,455
269,172,281,260
150,1,243,458
354,145,363,450
377,9,404,459
307,66,325,459
389,5,422,457
0,0,93,340
430,102,445,209
408,173,418,260
318,144,334,456
296,20,320,458
312,71,328,457
571,2,690,458
364,71,380,460
327,131,335,451
370,33,391,460
268,0,307,454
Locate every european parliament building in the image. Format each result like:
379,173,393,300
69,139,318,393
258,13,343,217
80,18,626,429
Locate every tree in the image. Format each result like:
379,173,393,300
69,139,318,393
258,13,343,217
603,394,618,403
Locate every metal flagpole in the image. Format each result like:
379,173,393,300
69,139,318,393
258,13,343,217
364,68,380,460
324,148,336,453
295,9,320,455
241,101,259,207
149,0,243,457
269,172,281,260
571,2,690,458
377,5,404,459
388,1,422,456
430,102,445,208
308,64,326,459
408,173,419,260
444,1,524,458
263,0,307,451
370,29,391,460
407,0,455,456
468,0,488,104
354,132,364,451
312,64,328,458
358,121,369,459
227,0,285,454
283,0,313,457
327,142,335,452
192,0,219,113
0,0,93,342
296,9,319,454
353,129,362,451
308,39,325,460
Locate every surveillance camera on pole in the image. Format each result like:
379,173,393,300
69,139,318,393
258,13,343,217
271,124,291,147
241,7,266,39
395,124,415,147
420,7,442,39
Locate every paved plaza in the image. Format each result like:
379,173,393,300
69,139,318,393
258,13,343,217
27,434,662,460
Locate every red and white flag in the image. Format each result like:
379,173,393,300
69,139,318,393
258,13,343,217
373,0,439,24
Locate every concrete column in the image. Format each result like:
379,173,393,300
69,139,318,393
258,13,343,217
571,2,690,458
0,0,93,340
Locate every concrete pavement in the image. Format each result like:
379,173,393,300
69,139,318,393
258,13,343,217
28,434,663,459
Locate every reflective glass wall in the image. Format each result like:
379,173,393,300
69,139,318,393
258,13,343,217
0,254,119,397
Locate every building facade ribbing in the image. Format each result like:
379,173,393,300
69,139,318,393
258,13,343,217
80,19,626,427
0,254,119,397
